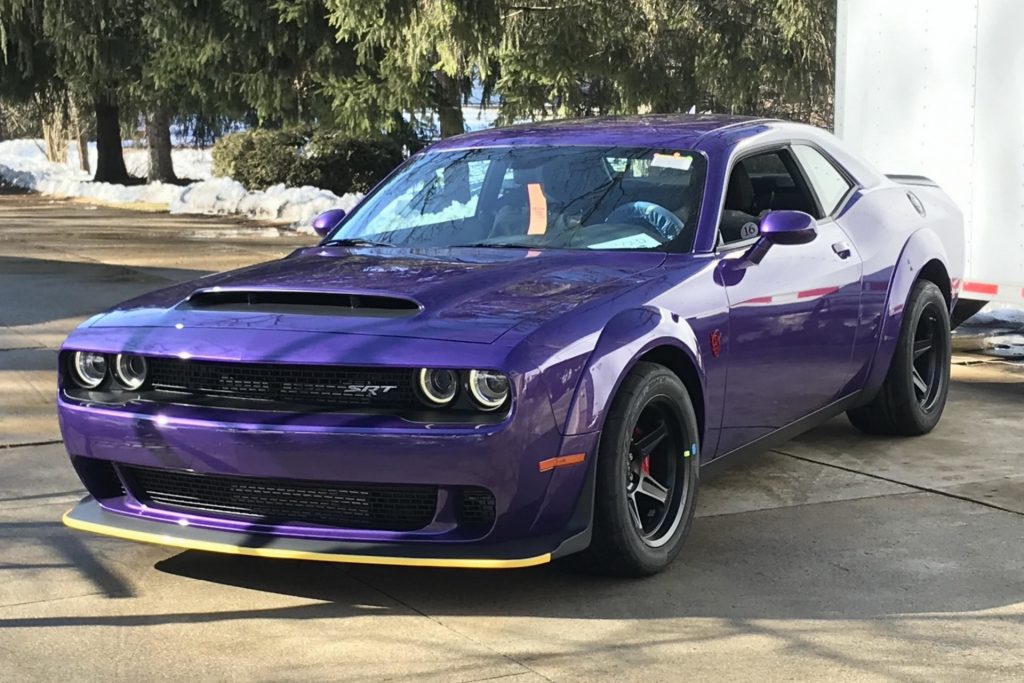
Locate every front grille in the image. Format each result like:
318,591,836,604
147,358,417,409
121,466,438,531
459,488,496,528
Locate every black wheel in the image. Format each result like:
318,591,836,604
582,362,699,576
847,279,951,436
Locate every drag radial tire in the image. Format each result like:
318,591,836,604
582,362,699,577
847,279,952,436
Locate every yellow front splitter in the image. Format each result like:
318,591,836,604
62,498,551,570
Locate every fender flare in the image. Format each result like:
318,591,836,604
562,305,706,438
861,228,950,398
526,307,707,549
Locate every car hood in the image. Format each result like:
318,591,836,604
89,246,666,344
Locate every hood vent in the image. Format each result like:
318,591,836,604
183,289,421,318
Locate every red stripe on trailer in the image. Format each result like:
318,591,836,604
963,281,999,296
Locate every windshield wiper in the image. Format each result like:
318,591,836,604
452,242,538,249
322,238,394,248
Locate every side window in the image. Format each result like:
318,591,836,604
792,145,852,216
719,150,819,245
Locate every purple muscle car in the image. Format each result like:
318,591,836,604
59,116,964,575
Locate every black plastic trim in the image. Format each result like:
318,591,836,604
700,391,863,479
66,496,565,563
183,289,421,318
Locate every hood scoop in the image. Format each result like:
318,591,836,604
181,289,421,318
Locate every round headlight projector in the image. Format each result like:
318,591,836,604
417,368,458,406
71,351,108,389
468,370,510,410
416,368,510,410
113,354,148,390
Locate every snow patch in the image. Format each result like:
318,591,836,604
961,306,1024,327
0,139,363,232
123,147,214,180
171,178,362,231
983,335,1024,359
955,304,1024,359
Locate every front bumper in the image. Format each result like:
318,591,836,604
63,497,577,568
58,392,599,566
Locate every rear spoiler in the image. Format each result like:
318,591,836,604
886,174,939,188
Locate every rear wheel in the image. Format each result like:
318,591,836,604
847,280,951,436
582,362,699,576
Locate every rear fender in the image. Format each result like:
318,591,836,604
861,229,950,398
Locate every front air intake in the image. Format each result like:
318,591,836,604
119,465,439,531
182,289,420,318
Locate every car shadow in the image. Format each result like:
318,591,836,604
147,481,1024,626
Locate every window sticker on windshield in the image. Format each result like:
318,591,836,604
527,183,548,235
651,153,693,171
587,234,661,250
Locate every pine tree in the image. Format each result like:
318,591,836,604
323,0,500,137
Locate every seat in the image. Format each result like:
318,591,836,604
489,166,543,238
719,162,761,244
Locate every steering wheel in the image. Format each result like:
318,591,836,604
604,201,686,241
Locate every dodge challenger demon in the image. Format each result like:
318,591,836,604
59,116,964,575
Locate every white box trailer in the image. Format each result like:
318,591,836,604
835,0,1024,307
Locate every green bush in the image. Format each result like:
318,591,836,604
307,132,404,194
211,128,406,195
212,129,312,190
210,131,247,179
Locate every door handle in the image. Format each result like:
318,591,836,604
832,241,852,259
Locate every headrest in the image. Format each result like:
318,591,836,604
725,162,754,211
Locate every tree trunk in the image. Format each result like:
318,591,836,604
76,133,91,174
40,106,69,164
145,109,177,183
93,96,129,184
70,100,90,173
41,117,68,164
434,71,465,138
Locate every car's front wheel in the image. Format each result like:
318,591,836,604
582,362,699,576
847,279,951,435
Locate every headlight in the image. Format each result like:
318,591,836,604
417,368,458,406
113,354,147,390
467,369,510,410
71,351,108,389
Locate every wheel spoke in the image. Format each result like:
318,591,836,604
637,474,669,504
912,368,928,396
634,422,668,453
627,493,644,530
913,338,933,359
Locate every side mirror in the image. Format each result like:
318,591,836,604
312,208,347,237
740,211,817,267
759,210,817,245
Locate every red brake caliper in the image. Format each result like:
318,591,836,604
634,427,651,476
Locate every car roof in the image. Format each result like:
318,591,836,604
427,114,786,153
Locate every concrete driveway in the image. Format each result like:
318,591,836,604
1,193,1022,681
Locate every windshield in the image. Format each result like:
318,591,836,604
327,145,707,252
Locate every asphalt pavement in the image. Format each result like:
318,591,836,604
1,193,1022,681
